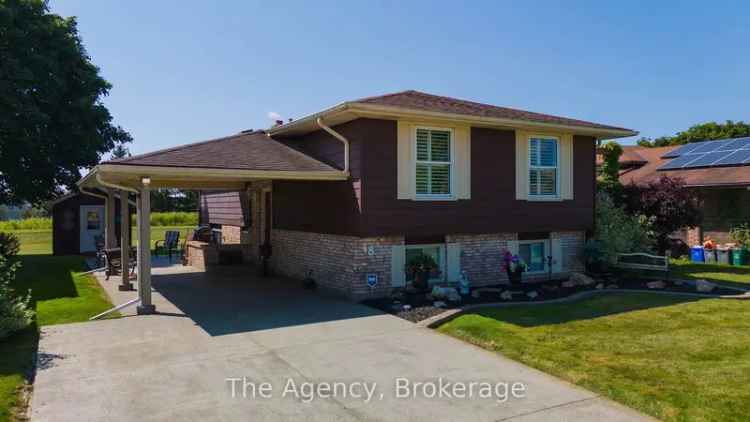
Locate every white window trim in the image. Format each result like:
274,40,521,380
527,134,561,201
405,243,447,282
413,126,456,201
518,239,551,274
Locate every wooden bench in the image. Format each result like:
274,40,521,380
615,252,670,279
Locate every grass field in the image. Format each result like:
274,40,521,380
670,258,750,290
438,292,750,421
10,226,194,255
0,255,116,421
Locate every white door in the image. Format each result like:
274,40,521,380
80,205,105,253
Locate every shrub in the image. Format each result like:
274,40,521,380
0,255,34,339
0,217,52,231
0,232,20,257
730,223,750,248
593,192,655,266
623,176,702,254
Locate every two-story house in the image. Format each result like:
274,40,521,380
81,90,636,301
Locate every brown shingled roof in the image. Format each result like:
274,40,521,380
105,131,338,172
619,145,750,187
356,90,634,132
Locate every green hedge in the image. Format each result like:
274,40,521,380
0,217,51,231
132,211,198,227
0,212,198,231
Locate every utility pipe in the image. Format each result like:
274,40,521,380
316,117,350,174
89,298,140,320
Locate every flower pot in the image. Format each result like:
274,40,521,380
507,269,523,286
412,270,430,292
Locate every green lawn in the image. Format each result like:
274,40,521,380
670,258,750,290
0,256,116,421
11,226,194,255
438,293,750,421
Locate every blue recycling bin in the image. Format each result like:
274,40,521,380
690,246,705,263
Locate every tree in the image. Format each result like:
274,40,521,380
151,189,198,212
623,176,703,253
638,121,750,147
587,192,654,269
110,144,131,159
0,0,132,205
597,141,623,201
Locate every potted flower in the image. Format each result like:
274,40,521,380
502,249,528,286
406,253,438,292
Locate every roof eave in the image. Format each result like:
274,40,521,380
268,102,638,139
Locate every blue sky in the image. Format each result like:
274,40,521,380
51,0,750,155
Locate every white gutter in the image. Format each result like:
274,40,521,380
96,173,139,193
316,117,350,174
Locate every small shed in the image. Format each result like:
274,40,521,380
50,190,134,255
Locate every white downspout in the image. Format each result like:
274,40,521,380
316,117,349,174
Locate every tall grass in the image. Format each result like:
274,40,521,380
132,211,198,227
0,217,51,230
0,212,198,231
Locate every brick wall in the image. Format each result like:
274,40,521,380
446,233,516,286
555,230,585,273
270,229,403,300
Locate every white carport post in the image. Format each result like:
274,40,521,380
118,190,133,291
136,179,155,314
105,189,116,248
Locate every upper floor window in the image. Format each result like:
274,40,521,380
415,128,452,198
528,136,559,198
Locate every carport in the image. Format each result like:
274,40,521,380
77,129,348,314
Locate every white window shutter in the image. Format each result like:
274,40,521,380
551,238,563,273
446,243,461,282
561,135,574,200
391,245,406,287
454,126,471,199
396,121,412,199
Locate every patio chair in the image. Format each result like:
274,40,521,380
94,235,106,267
155,230,181,259
104,247,137,280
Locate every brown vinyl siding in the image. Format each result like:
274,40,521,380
360,121,596,237
199,191,249,227
273,119,371,236
269,118,596,238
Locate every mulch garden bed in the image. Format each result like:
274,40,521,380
362,274,743,323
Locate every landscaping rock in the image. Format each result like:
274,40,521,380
446,289,462,302
402,304,412,311
606,284,619,289
433,301,447,308
500,290,513,300
526,291,538,299
561,280,576,288
696,280,717,293
595,283,604,289
570,272,596,286
646,281,666,289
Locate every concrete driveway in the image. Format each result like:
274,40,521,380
31,264,650,421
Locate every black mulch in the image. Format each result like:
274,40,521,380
362,275,743,323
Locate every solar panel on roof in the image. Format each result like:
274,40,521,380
689,141,723,154
657,137,750,171
713,148,750,166
662,143,701,158
683,151,732,167
659,153,707,170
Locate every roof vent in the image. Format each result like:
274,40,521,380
274,120,284,127
240,129,254,134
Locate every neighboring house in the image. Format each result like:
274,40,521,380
50,190,133,255
80,90,636,300
613,139,750,245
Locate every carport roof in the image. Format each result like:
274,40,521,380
105,130,337,172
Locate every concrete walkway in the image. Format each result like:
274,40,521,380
31,263,652,421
